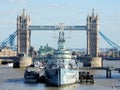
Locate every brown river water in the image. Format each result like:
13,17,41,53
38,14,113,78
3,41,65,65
0,60,120,90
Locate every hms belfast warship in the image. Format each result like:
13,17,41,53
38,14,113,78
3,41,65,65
45,24,79,86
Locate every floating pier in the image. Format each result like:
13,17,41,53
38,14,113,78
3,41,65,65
79,72,94,84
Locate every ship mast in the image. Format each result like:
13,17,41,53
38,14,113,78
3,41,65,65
58,23,65,50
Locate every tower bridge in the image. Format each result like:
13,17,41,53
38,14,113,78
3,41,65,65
0,8,120,68
17,9,99,58
0,9,120,68
14,9,102,68
1,9,117,67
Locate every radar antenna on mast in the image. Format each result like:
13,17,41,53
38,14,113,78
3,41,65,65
58,23,65,42
58,23,65,50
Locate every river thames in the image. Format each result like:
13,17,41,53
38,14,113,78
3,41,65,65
0,60,120,90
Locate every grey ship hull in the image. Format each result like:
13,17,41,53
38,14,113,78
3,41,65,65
45,68,79,86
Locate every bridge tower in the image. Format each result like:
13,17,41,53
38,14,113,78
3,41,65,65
14,9,32,68
87,9,99,57
17,9,31,56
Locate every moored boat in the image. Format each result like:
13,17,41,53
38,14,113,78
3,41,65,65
24,63,44,83
45,24,79,86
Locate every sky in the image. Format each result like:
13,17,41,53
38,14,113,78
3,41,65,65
0,0,120,50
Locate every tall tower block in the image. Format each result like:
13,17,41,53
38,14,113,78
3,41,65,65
87,9,99,57
17,9,31,56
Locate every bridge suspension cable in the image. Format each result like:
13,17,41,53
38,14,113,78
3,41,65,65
0,31,17,50
99,31,120,50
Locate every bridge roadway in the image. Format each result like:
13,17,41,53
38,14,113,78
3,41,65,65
0,56,16,59
0,56,15,64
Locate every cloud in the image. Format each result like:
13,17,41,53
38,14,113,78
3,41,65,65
9,0,27,4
